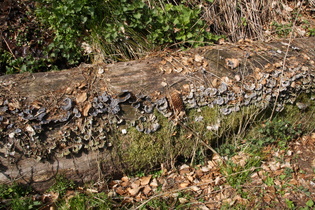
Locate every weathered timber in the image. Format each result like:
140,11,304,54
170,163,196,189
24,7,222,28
0,37,315,191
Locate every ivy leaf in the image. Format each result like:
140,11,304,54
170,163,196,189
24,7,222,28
134,13,141,19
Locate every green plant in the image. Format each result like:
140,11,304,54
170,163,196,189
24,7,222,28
308,28,315,36
140,198,169,210
48,175,75,197
35,0,221,65
35,0,95,67
250,119,302,149
0,182,31,200
152,169,163,178
306,200,314,208
221,154,262,188
62,192,112,209
264,176,274,187
135,171,146,178
148,3,220,47
218,143,238,158
285,199,295,209
271,21,293,37
0,182,41,209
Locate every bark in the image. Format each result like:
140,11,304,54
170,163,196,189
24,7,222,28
0,37,315,191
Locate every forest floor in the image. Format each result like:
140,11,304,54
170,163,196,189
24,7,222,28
1,1,315,209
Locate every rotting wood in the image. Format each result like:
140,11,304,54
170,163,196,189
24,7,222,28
0,37,315,191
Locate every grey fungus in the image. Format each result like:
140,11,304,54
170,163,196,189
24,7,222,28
156,97,168,111
61,98,73,111
117,90,133,103
1,65,315,160
132,102,141,109
144,104,155,114
218,83,228,94
59,111,71,122
136,124,144,132
221,107,232,115
99,92,109,103
151,123,160,132
215,96,225,105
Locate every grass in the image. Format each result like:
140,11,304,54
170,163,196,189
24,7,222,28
58,192,113,210
0,182,41,209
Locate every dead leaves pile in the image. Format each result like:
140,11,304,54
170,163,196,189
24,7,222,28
38,134,315,209
103,134,315,209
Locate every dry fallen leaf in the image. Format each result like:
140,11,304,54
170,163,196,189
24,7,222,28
76,92,87,103
194,54,204,62
115,187,126,195
86,188,98,193
179,197,188,204
225,58,240,69
202,60,209,67
82,102,92,116
181,56,190,66
142,185,152,196
121,176,129,182
140,175,152,186
190,185,200,192
127,186,141,196
150,178,159,187
131,180,141,189
179,182,190,188
165,56,173,62
160,60,167,65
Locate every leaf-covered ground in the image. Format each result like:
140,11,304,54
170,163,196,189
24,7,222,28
8,132,311,209
92,134,315,209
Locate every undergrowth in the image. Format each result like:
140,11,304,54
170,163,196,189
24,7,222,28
3,0,314,74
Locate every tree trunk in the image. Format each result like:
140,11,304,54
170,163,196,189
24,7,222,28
1,37,315,191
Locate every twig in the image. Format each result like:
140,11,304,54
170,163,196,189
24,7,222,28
2,35,16,59
269,3,303,121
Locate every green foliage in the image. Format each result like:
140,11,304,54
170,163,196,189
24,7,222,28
251,119,302,148
0,50,50,74
64,192,112,209
218,143,238,158
148,3,220,47
0,182,31,200
308,28,315,36
0,182,41,209
140,198,170,210
285,199,295,209
48,175,75,197
1,0,221,73
221,154,262,188
37,0,219,65
271,21,293,37
306,200,314,208
264,175,274,186
35,0,96,67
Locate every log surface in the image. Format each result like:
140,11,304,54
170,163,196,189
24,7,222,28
1,37,315,190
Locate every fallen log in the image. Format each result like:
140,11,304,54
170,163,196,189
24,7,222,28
0,37,315,191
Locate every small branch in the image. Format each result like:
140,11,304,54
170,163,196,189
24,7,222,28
269,3,303,121
2,35,16,59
